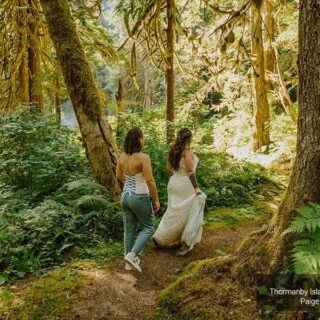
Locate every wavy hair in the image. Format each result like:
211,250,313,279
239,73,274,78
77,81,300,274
124,127,143,155
168,128,192,171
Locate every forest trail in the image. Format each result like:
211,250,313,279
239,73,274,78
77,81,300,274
72,222,260,320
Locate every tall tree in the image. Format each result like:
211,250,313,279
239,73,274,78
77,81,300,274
39,0,120,200
232,0,320,279
28,0,44,110
116,77,125,137
166,0,175,143
250,0,270,149
263,0,275,90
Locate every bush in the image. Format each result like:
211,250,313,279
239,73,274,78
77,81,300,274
0,179,122,282
0,107,89,198
0,109,122,282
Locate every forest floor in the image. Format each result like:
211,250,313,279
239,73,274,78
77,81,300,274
1,202,279,320
73,222,259,320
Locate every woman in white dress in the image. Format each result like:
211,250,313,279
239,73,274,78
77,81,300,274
152,128,206,256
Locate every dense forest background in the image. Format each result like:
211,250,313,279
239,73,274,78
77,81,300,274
1,0,320,319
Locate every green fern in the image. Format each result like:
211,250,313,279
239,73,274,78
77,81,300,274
284,203,320,234
291,233,320,274
284,203,320,275
75,195,111,213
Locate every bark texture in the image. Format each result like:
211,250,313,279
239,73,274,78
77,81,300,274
165,0,175,144
251,1,270,149
39,0,120,199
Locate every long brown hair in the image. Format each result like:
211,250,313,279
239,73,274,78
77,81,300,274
168,128,192,171
124,127,143,155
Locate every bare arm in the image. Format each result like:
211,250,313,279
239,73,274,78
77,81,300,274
142,155,160,208
116,156,125,182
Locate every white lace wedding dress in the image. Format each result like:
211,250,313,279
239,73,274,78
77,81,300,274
152,155,206,251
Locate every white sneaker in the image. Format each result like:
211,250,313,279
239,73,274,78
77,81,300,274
124,253,142,272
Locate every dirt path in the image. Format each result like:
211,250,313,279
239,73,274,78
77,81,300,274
73,223,259,320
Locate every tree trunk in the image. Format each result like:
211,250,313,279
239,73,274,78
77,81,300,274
166,0,175,144
28,0,44,110
116,78,125,137
39,0,120,200
54,77,61,124
231,0,320,279
18,0,30,104
251,1,270,150
275,0,320,239
116,78,125,114
263,0,275,90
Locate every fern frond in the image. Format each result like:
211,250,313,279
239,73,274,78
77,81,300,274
285,203,320,234
75,195,110,213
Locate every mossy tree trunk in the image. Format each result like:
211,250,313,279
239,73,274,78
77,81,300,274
263,0,275,90
18,0,30,104
54,77,61,124
39,0,120,200
165,0,175,144
116,78,125,137
28,0,44,110
232,0,320,279
251,0,270,150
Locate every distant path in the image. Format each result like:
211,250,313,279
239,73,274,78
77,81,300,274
73,223,260,320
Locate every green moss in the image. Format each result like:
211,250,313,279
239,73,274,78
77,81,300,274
0,262,92,320
204,200,275,232
158,259,215,311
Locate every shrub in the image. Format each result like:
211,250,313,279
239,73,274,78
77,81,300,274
0,106,89,198
0,179,122,282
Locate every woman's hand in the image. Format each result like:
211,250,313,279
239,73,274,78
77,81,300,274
195,187,202,196
153,200,161,213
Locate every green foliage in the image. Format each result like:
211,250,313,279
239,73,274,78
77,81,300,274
0,179,122,282
197,152,277,209
284,203,320,275
0,107,89,197
112,111,280,211
0,110,123,282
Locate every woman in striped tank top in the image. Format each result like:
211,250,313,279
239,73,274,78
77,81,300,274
116,127,160,273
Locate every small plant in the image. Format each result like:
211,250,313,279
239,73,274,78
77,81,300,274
284,203,320,275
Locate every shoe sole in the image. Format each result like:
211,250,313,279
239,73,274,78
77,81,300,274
124,257,142,273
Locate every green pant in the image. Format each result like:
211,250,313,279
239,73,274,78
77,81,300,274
121,191,155,255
